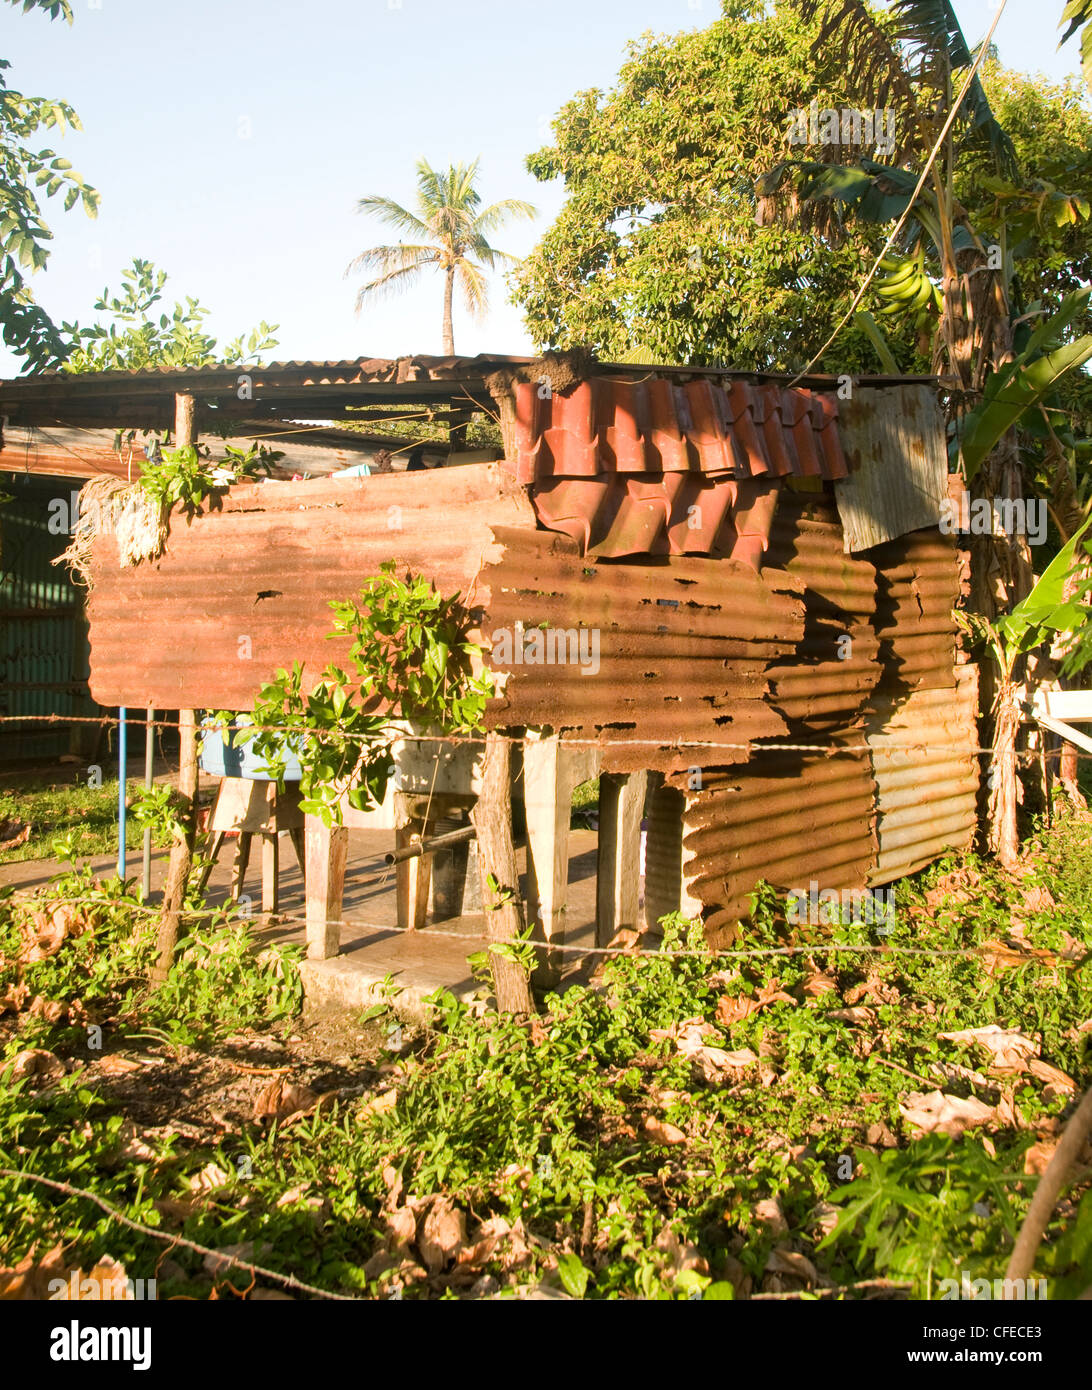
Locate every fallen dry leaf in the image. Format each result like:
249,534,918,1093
1023,1139,1057,1176
802,969,838,999
0,983,29,1016
754,1197,788,1236
981,939,1056,975
900,1090,994,1138
49,1256,131,1301
1020,884,1057,913
359,1089,398,1119
10,1048,65,1089
189,1161,233,1194
253,1079,319,1123
95,1054,143,1076
643,1116,687,1146
418,1196,467,1273
0,1243,68,1300
1027,1058,1077,1095
715,979,796,1028
765,1247,818,1285
866,1120,898,1148
0,818,30,852
828,1006,876,1025
939,1024,1039,1073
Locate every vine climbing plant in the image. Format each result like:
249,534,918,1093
208,561,495,826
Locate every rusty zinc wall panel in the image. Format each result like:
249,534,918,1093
85,463,535,710
762,493,882,731
677,747,878,946
478,526,806,774
866,665,980,884
868,528,961,693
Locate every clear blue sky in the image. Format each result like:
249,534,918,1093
0,0,1084,375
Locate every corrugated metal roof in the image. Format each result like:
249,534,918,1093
869,528,961,693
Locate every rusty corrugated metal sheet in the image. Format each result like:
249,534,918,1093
85,463,535,709
479,527,805,774
834,386,948,551
677,748,878,946
869,528,960,693
867,666,980,884
762,493,882,730
514,378,848,483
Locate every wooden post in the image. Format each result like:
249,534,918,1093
395,823,433,930
261,832,279,914
596,771,649,945
471,733,534,1013
151,392,200,980
152,707,197,980
304,815,347,960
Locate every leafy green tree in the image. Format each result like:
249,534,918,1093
61,258,278,372
0,0,98,371
345,157,535,356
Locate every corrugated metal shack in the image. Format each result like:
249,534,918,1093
0,354,979,955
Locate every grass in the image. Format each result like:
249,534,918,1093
0,775,174,865
0,799,1089,1300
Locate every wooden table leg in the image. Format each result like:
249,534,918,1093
262,832,279,914
231,832,252,902
195,831,225,896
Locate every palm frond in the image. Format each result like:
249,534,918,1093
345,245,437,313
472,199,537,237
353,196,429,240
457,259,489,320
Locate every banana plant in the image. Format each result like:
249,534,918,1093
952,289,1092,480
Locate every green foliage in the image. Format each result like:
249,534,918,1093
127,784,183,843
954,289,1092,480
63,258,279,373
137,439,279,519
242,562,493,825
0,20,98,371
1060,0,1092,93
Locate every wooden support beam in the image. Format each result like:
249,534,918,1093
596,770,649,945
522,733,599,986
471,733,534,1013
152,392,199,980
304,816,347,960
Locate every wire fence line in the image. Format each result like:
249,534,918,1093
1,710,1084,762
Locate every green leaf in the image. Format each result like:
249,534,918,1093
556,1251,590,1298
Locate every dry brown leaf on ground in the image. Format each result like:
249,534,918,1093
1020,884,1057,913
765,1247,819,1287
382,1205,418,1254
0,1243,68,1300
0,819,30,852
715,979,796,1028
654,1223,709,1277
900,1090,994,1138
866,1119,899,1148
10,1048,65,1088
939,1024,1040,1073
643,1116,687,1146
359,1088,398,1120
188,1161,233,1195
0,983,29,1016
753,1197,788,1236
801,969,838,999
95,1054,143,1076
1023,1139,1058,1176
252,1078,319,1123
1027,1058,1077,1095
418,1196,468,1273
981,939,1056,974
828,1006,877,1025
27,996,66,1024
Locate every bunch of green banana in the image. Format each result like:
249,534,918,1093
873,246,944,332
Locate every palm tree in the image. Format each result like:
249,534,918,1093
345,158,536,356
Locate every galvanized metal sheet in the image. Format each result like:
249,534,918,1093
834,385,948,551
866,666,979,884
